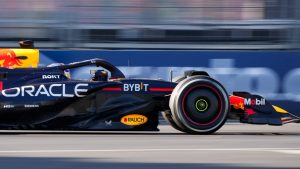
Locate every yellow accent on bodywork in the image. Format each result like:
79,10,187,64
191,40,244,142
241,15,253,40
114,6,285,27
0,49,39,68
12,49,39,68
272,105,288,114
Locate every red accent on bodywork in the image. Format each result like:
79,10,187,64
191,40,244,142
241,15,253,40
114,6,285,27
0,81,2,91
245,108,256,117
230,95,245,110
0,49,22,68
149,88,174,92
101,87,122,91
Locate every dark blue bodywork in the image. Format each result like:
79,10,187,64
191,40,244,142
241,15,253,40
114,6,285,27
0,59,176,131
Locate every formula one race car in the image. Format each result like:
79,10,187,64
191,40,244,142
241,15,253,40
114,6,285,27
0,41,299,134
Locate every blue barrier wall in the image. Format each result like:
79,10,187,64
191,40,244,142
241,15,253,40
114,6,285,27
40,50,300,113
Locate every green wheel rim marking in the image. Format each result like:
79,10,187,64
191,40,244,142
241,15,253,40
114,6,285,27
195,99,208,112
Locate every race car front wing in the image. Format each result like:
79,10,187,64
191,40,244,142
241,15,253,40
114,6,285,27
230,92,300,125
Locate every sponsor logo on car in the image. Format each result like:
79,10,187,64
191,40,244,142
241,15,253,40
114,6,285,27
105,120,112,126
0,49,23,68
1,83,89,97
121,114,148,126
42,75,61,79
3,105,15,109
24,104,39,108
123,82,149,92
244,98,266,106
230,96,245,110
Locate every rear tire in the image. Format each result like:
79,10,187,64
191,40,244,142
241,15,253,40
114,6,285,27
169,76,229,134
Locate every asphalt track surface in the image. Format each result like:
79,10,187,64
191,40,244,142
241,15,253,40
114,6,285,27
0,123,299,169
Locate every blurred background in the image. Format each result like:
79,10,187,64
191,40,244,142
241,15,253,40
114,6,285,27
0,2,299,169
0,0,299,49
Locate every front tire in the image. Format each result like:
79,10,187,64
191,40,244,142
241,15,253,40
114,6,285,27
162,75,187,132
169,76,229,134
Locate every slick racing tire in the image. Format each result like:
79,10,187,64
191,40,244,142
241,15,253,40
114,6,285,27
162,110,186,132
172,75,185,83
169,75,229,134
162,75,187,132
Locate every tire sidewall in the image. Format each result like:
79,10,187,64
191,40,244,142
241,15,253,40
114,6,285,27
170,76,229,134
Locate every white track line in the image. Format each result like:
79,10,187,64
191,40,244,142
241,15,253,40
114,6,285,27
270,150,300,155
0,148,299,154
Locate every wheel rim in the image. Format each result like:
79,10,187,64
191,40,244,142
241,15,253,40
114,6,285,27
195,99,209,112
181,84,223,126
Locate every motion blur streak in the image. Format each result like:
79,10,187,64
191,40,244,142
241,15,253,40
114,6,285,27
0,0,299,49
